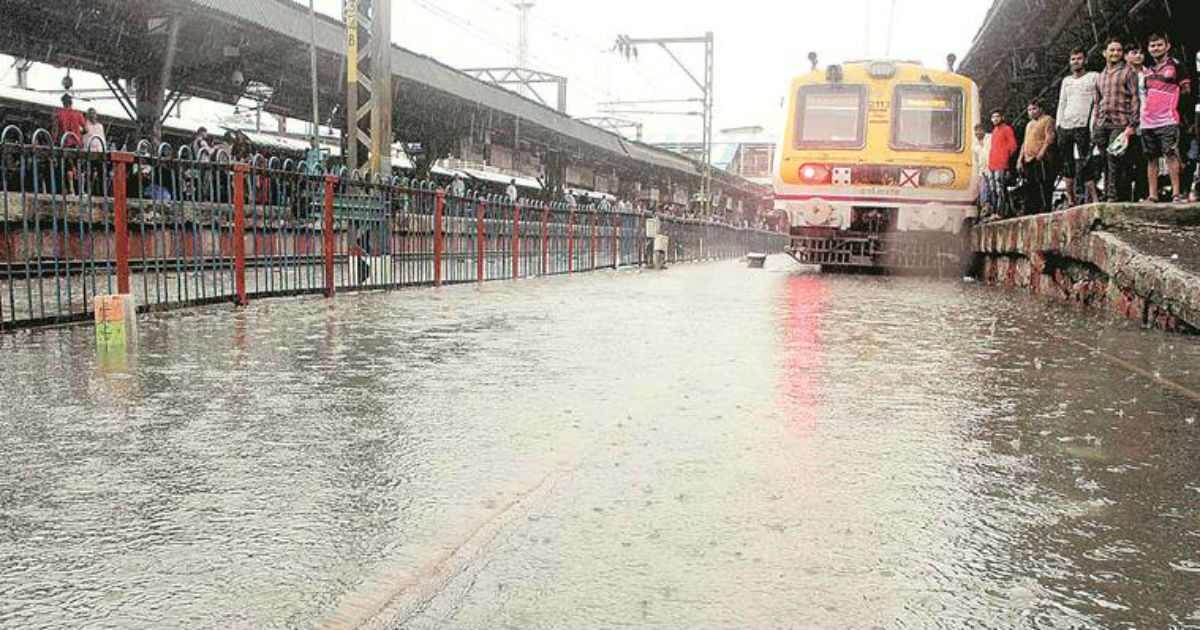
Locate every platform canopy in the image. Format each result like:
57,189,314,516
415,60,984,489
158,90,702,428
960,0,1197,126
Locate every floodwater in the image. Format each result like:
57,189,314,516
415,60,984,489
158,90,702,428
1,257,1197,630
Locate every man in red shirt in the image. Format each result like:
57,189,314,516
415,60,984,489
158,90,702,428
51,94,86,149
987,110,1018,218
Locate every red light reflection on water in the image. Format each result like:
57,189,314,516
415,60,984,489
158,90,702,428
781,276,826,432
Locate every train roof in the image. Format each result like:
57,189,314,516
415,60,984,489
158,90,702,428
788,60,977,87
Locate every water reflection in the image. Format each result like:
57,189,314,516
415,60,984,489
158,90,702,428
780,276,825,433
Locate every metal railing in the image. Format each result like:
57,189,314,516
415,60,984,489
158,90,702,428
0,130,787,331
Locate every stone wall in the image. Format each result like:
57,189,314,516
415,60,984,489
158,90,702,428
972,204,1200,333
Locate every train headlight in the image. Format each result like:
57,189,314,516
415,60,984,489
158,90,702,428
798,163,831,184
868,61,896,79
924,168,956,187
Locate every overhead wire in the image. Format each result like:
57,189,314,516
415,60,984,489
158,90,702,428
458,0,680,97
400,0,623,106
320,0,687,126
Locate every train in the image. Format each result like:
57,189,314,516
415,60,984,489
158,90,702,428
774,56,981,271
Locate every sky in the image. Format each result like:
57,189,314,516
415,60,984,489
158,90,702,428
3,0,996,141
298,0,994,139
315,0,997,138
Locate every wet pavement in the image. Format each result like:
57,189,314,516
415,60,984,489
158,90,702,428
1,257,1198,630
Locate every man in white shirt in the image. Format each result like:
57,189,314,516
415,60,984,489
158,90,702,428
449,174,466,198
82,108,106,152
972,124,992,212
505,179,519,203
1056,48,1101,206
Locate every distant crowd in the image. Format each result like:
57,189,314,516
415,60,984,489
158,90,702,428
975,33,1196,220
37,96,767,228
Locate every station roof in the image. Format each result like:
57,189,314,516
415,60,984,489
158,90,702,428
960,0,1199,126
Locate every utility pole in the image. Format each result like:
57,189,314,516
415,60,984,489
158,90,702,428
612,33,715,215
308,0,322,151
514,2,533,67
343,0,393,174
513,1,534,99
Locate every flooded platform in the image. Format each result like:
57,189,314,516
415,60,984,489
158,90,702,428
1,258,1198,629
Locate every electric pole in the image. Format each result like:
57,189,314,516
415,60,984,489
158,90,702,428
514,2,533,67
343,0,393,174
308,0,321,151
611,33,715,215
513,1,534,98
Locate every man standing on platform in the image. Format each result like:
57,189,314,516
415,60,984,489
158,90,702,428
52,94,85,148
1092,38,1140,202
973,124,992,212
1017,100,1057,213
1141,33,1191,203
987,110,1018,218
1056,48,1100,206
1125,44,1149,201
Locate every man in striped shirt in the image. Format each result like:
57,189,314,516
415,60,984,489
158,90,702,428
1092,38,1140,202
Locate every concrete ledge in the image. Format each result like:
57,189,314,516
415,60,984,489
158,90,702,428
972,204,1200,333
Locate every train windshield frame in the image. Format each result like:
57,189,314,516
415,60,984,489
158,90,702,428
890,84,965,152
793,84,867,150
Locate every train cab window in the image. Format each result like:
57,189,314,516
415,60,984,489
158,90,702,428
793,85,866,149
891,85,964,151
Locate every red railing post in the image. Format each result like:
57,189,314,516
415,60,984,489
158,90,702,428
476,199,486,282
541,206,549,275
232,164,248,306
111,152,132,295
323,177,336,297
591,212,598,270
512,202,521,279
639,212,646,266
568,209,575,274
612,211,619,269
434,189,445,287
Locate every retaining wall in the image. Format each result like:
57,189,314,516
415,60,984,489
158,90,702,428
972,204,1200,333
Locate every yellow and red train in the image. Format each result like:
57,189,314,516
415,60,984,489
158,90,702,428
774,58,981,270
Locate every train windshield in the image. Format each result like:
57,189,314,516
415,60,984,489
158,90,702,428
794,85,866,149
892,85,964,151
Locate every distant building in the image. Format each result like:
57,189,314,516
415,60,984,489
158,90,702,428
648,125,777,187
